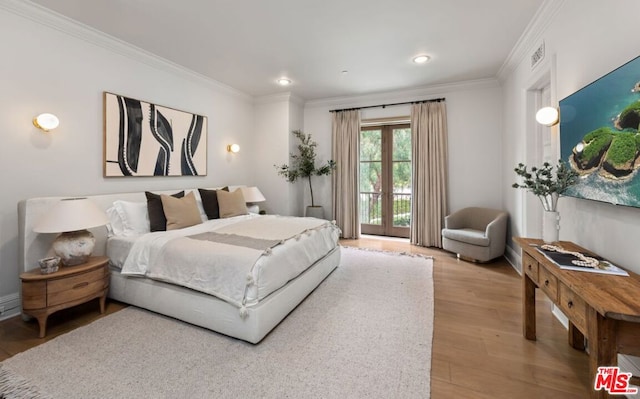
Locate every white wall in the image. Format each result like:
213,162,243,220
0,3,255,301
501,0,640,274
304,80,504,219
253,95,293,216
288,97,305,216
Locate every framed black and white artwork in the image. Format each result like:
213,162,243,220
104,92,207,177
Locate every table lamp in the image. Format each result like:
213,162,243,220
240,186,266,214
33,198,109,266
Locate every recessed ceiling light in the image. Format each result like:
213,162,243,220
341,70,349,75
277,78,291,86
413,55,431,64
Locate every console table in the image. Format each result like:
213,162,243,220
515,238,640,398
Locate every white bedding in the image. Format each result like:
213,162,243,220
117,214,340,313
107,236,138,269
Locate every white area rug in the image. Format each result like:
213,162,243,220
0,247,434,398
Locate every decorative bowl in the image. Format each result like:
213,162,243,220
38,256,60,274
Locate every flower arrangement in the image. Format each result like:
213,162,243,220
512,160,579,212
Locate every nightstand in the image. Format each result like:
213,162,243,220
20,256,110,338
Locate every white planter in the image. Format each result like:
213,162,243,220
542,211,560,244
305,206,324,219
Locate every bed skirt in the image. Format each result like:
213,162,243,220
108,246,341,343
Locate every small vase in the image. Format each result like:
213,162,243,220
542,211,560,244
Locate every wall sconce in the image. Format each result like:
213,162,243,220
535,106,559,127
33,113,60,132
227,144,240,153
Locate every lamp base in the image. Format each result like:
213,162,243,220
52,229,96,266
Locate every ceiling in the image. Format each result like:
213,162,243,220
31,0,544,100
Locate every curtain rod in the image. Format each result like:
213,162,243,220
329,97,445,113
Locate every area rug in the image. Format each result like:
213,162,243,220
0,247,434,399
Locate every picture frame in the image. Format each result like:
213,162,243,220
559,55,640,207
103,92,207,177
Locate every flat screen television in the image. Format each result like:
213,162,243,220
559,55,640,208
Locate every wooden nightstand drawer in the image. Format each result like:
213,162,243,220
558,283,587,334
20,256,109,338
523,253,538,283
47,267,108,307
22,281,47,310
538,266,558,300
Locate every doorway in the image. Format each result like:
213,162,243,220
359,124,411,238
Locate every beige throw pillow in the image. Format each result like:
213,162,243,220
161,191,202,230
217,189,249,218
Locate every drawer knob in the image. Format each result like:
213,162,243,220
528,265,532,270
73,282,89,290
567,300,573,309
544,280,549,286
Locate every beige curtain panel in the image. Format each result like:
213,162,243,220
410,101,449,247
331,110,361,239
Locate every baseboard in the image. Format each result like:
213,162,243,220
551,305,569,329
0,292,21,321
505,244,521,275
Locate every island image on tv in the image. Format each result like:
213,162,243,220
560,55,640,208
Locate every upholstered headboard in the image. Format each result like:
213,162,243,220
18,187,241,272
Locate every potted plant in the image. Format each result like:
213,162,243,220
275,130,336,218
512,159,578,243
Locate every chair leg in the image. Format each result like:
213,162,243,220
457,253,480,263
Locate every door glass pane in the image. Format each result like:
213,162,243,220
392,128,411,227
360,129,382,161
360,129,382,225
360,161,382,225
392,128,411,161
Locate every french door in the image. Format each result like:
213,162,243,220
360,124,411,238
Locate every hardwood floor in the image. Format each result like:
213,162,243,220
0,237,590,398
341,236,590,398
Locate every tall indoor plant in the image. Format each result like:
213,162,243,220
275,130,336,218
512,160,578,243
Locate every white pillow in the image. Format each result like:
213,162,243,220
189,189,209,223
112,200,149,236
105,206,125,236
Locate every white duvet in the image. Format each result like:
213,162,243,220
120,214,340,312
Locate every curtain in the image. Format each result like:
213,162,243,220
410,101,449,247
331,110,361,238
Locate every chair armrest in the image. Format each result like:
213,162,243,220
485,213,508,240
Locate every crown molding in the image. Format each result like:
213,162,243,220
496,0,566,82
0,0,252,101
304,78,499,110
253,92,305,105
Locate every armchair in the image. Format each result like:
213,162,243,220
441,207,508,262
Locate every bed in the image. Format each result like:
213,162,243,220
18,188,341,343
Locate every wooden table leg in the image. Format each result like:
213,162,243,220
568,321,585,351
523,273,536,340
587,307,617,399
99,294,107,314
34,314,48,339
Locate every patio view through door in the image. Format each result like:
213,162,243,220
360,124,411,238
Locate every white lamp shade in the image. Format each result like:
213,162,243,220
240,186,266,203
535,106,559,126
33,198,109,233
